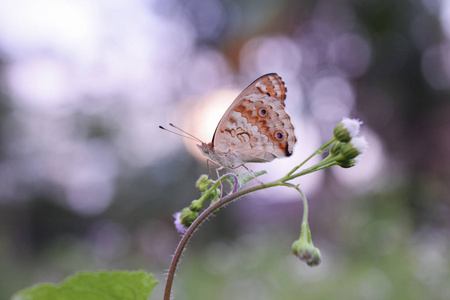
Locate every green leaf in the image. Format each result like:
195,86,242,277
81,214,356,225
237,170,267,188
12,271,157,300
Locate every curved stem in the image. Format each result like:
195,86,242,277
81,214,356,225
293,185,308,224
282,184,309,234
220,173,239,193
164,143,337,299
163,181,279,300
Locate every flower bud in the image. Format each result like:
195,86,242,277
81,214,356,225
334,118,362,142
292,239,321,266
338,143,359,161
196,174,212,192
306,248,322,267
337,136,368,162
330,141,343,156
338,158,358,168
180,207,198,224
174,207,198,233
292,239,315,262
189,200,202,212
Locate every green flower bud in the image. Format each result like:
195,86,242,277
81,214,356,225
338,157,359,168
306,248,322,267
189,200,202,212
334,118,362,142
292,239,315,262
338,143,359,161
292,239,322,267
337,136,368,162
180,207,198,227
330,141,343,156
196,174,212,192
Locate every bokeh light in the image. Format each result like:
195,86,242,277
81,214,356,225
0,0,449,299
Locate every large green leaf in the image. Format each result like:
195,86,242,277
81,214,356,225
12,271,157,300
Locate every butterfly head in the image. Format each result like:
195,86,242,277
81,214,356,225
197,142,225,166
197,142,214,158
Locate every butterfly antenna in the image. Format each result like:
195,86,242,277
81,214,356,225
159,124,203,143
169,123,204,143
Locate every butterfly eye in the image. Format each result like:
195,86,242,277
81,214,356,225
274,130,284,141
258,108,268,117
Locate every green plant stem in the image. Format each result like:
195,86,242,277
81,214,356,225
196,180,221,206
297,186,308,225
286,138,335,177
164,142,338,300
163,180,279,300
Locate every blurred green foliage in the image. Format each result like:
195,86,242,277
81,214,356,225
176,186,450,300
1,0,450,299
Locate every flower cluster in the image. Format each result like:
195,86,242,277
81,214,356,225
332,118,367,168
173,174,222,233
292,222,321,266
288,117,367,266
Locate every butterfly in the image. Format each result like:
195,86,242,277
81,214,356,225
161,73,297,176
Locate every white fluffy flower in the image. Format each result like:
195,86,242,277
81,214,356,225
334,118,363,142
350,136,368,155
341,118,363,138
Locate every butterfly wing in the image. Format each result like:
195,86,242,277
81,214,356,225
213,74,287,135
236,73,287,105
212,73,287,144
211,74,296,164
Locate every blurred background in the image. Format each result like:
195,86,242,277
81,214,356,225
0,0,449,299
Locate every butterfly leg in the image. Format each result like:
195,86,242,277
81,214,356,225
206,159,214,178
215,166,225,198
242,164,264,185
